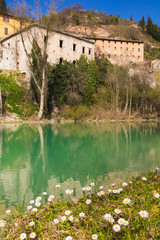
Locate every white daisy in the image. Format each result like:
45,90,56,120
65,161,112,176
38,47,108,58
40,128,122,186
56,185,61,188
113,224,121,232
118,218,125,225
30,232,36,239
35,201,41,207
99,186,103,190
54,219,59,224
65,210,71,215
104,213,112,221
123,220,129,226
6,210,11,214
29,221,35,226
20,233,27,239
61,216,66,221
142,177,147,181
66,237,72,240
30,200,34,204
79,212,85,217
36,196,42,202
109,218,115,224
114,209,121,214
138,210,149,218
100,191,105,195
65,189,71,194
123,198,131,204
86,199,92,204
91,182,95,186
122,182,128,187
87,186,91,191
92,234,98,239
154,193,159,198
68,216,74,221
82,187,86,191
32,208,38,212
27,205,32,210
42,192,47,195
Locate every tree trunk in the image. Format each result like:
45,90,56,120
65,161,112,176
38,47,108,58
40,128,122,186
0,87,2,116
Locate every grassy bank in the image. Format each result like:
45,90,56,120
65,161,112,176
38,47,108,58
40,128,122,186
1,170,160,239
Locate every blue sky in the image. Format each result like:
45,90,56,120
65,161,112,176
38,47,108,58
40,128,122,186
6,0,160,25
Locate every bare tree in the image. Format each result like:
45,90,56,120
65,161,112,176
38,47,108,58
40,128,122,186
10,0,62,119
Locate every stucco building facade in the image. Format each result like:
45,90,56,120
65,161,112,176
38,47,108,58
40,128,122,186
86,37,144,64
0,26,94,83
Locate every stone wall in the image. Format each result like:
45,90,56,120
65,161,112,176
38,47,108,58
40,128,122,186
0,45,16,70
1,26,95,84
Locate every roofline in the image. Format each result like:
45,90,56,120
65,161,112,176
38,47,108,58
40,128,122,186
1,24,94,45
85,37,144,44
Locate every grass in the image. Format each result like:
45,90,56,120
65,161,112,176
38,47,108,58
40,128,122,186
1,170,160,239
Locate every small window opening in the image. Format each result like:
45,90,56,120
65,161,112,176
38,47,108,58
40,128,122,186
82,47,85,54
73,44,76,51
60,40,63,48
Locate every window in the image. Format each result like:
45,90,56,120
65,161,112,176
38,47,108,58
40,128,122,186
59,40,63,48
4,27,8,35
59,58,63,63
132,55,134,61
126,42,128,45
108,46,110,52
115,41,116,44
108,40,110,43
114,54,117,59
73,44,76,51
114,47,116,51
102,53,105,58
138,48,140,52
126,55,129,60
132,48,134,52
132,43,134,45
3,16,9,22
120,55,123,60
73,60,76,64
138,56,140,61
120,47,122,51
89,49,91,55
82,47,85,54
102,46,104,50
94,45,96,49
108,54,111,59
121,41,122,44
102,40,104,44
126,47,128,51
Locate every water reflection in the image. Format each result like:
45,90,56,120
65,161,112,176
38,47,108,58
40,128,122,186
0,122,160,216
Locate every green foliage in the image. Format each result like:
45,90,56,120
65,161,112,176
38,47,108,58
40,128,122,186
139,16,145,32
146,16,160,42
0,73,38,118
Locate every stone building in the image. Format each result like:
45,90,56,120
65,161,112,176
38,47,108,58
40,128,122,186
86,37,144,64
0,25,94,83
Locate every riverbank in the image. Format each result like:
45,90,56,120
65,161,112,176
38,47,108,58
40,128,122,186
1,170,159,239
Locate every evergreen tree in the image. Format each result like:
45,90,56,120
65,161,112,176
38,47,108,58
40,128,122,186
0,0,7,12
130,14,133,21
139,16,145,32
146,16,153,35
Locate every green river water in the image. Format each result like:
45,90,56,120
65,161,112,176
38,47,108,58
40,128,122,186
0,122,160,217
